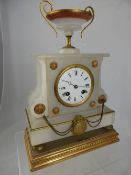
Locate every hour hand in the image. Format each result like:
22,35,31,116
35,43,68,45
62,80,69,83
62,80,73,86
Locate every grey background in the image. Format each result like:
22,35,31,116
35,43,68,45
0,0,3,108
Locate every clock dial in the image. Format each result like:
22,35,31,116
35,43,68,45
55,64,94,107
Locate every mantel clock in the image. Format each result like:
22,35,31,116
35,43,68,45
24,0,119,171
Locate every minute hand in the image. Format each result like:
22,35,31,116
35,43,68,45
77,85,89,87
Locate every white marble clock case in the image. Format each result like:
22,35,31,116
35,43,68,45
26,53,116,146
28,53,109,118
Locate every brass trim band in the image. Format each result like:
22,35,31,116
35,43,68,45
25,127,119,171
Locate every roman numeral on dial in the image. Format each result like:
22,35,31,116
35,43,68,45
67,96,71,101
75,70,78,76
84,77,88,80
74,97,76,101
81,72,83,76
68,73,71,78
85,84,89,88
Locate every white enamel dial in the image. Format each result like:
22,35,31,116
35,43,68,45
55,64,94,107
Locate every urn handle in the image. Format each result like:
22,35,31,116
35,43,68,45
39,0,58,37
81,6,95,38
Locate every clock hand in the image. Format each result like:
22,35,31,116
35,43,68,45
77,84,90,88
62,80,88,89
62,80,68,83
78,85,86,87
62,80,74,86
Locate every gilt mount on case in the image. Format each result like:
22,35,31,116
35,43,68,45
25,0,119,171
25,127,119,171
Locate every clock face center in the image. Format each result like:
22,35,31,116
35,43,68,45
55,64,94,107
74,85,78,89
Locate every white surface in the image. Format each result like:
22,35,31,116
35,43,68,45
53,18,84,36
0,0,131,175
52,18,86,28
59,47,80,54
28,56,48,117
16,130,131,175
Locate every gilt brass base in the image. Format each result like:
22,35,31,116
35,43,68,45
24,126,119,172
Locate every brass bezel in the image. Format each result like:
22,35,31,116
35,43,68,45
54,64,94,107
